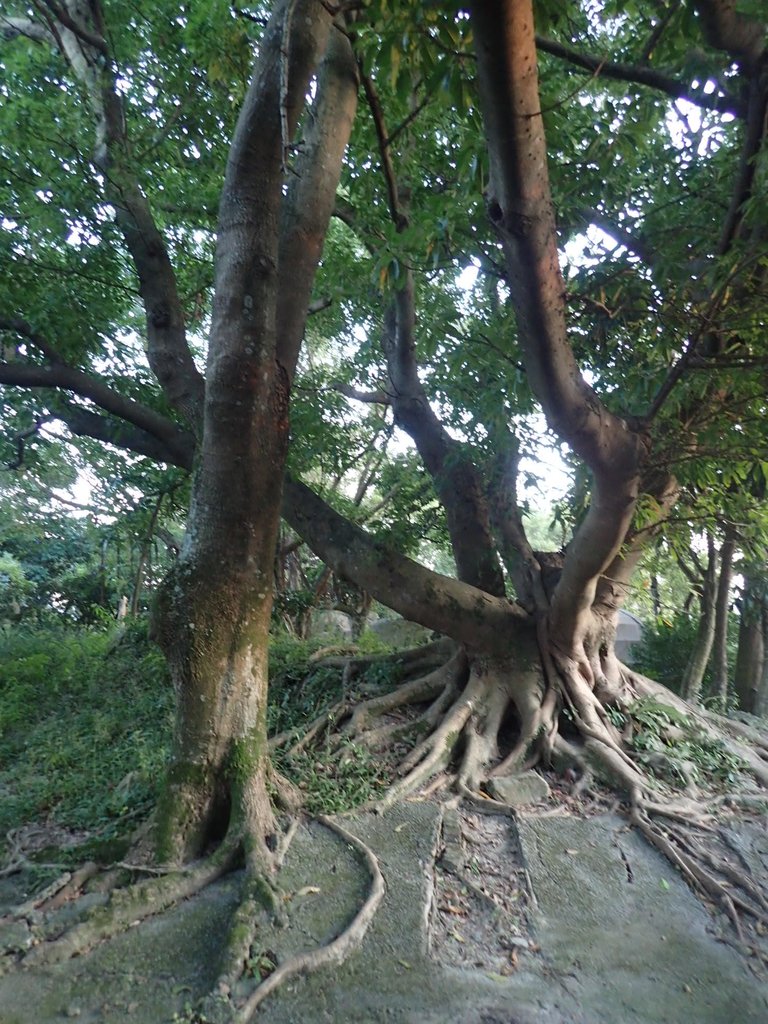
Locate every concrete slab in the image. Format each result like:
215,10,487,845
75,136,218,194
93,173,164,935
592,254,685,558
517,813,768,1024
0,805,765,1024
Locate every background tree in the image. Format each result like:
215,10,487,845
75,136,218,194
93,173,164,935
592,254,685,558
734,565,768,714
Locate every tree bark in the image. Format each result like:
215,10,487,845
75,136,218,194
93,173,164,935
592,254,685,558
681,536,717,703
734,569,766,714
758,608,768,716
710,526,736,701
469,0,645,659
148,4,357,865
381,274,505,596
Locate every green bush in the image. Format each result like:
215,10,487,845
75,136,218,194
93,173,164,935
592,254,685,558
622,696,747,790
0,621,392,865
631,615,700,694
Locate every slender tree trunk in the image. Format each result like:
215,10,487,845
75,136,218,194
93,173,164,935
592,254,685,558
758,608,768,715
681,537,717,703
651,576,661,618
130,495,164,617
734,570,766,714
710,527,735,702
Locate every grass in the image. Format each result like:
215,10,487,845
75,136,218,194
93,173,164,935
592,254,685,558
0,620,174,860
0,622,391,872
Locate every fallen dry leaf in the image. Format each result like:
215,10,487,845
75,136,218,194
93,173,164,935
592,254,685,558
294,885,321,898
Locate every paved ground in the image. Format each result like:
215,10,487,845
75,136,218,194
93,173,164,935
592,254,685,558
0,802,766,1024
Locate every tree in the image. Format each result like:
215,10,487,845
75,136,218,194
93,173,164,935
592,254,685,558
734,565,768,714
2,0,361,1001
2,0,768,1014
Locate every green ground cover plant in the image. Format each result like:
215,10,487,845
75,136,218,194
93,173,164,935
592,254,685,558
0,624,390,876
0,622,174,859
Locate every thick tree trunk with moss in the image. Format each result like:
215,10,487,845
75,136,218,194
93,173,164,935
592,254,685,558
148,2,358,867
115,0,355,873
0,0,357,872
152,365,288,864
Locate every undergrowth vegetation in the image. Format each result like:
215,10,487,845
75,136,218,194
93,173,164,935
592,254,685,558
0,624,392,872
2,618,752,876
0,621,173,859
607,696,748,791
268,631,395,810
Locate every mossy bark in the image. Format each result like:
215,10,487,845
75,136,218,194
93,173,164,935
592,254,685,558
145,1,359,872
153,427,284,866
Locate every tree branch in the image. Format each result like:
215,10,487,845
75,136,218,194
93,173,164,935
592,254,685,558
334,382,390,405
471,0,645,639
0,317,61,363
716,73,768,255
535,34,745,118
7,415,53,469
595,472,680,612
38,0,108,55
638,2,682,63
486,425,542,609
358,66,407,229
472,2,641,481
209,0,332,393
382,272,505,596
693,0,766,73
0,358,195,467
0,13,54,43
281,476,527,652
276,21,359,380
53,401,194,468
4,0,206,430
574,210,656,267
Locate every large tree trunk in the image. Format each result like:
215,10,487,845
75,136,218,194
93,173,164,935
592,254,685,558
152,366,288,864
282,0,768,818
148,1,358,867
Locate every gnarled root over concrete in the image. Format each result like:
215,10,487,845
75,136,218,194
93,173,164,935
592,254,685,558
1,810,385,1022
283,639,768,949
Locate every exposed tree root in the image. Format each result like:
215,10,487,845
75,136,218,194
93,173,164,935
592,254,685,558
271,639,462,755
630,806,768,941
1,808,385,1023
344,648,465,738
286,639,768,951
5,638,765,1015
3,834,243,969
228,815,384,1022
